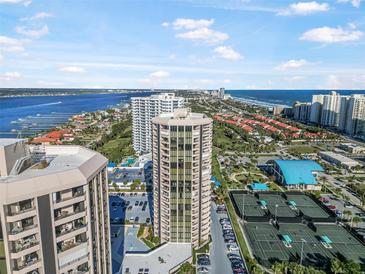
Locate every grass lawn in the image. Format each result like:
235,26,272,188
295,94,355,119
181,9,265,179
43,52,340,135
99,137,134,163
287,145,319,155
0,241,4,257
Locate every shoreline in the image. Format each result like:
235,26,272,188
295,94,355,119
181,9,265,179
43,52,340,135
231,96,291,109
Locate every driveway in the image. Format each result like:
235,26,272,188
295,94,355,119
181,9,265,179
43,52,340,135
210,203,238,274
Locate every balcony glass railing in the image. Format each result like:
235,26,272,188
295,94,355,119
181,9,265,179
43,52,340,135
57,238,88,253
10,224,36,235
54,207,85,221
56,223,87,237
13,256,39,271
9,204,34,216
13,238,39,253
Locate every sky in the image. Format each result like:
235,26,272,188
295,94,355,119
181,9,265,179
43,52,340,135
0,0,364,89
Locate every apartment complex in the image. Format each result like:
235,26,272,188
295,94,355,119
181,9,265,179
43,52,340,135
0,139,111,274
151,109,212,247
131,93,185,153
292,92,365,139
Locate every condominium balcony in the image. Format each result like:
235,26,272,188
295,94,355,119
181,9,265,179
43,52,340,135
54,189,85,209
6,207,37,223
57,235,88,254
12,252,40,274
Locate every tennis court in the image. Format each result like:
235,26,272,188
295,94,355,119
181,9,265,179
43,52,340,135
244,222,365,268
285,193,331,219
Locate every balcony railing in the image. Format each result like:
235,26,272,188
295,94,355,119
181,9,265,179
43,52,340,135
13,257,40,271
13,239,39,253
10,224,37,235
55,207,85,221
58,238,88,253
8,205,35,216
56,224,87,237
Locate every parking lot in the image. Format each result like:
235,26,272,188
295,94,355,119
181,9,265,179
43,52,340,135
320,194,365,228
110,192,153,273
208,203,244,274
196,203,247,274
109,192,152,224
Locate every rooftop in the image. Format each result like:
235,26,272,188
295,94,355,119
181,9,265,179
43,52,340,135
274,160,324,185
0,138,26,147
152,108,211,125
121,243,192,274
0,142,107,204
319,151,361,165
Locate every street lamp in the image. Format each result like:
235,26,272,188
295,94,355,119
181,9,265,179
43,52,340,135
242,192,245,221
275,204,278,222
300,238,306,265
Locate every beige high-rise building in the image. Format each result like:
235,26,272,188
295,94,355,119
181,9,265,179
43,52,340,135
151,109,212,247
0,139,111,274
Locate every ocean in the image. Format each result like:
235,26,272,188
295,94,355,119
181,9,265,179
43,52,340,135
226,90,365,108
0,93,149,138
1,90,364,138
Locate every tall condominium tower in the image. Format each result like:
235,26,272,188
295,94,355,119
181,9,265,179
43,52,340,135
320,91,342,127
345,94,365,137
131,93,185,153
0,139,111,274
309,94,324,124
151,109,212,247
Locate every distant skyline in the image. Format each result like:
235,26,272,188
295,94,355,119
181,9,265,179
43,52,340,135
0,0,364,89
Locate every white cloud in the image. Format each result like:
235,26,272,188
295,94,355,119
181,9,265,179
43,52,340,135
275,59,308,70
161,22,169,27
176,27,229,44
213,46,242,60
0,0,31,6
0,71,21,81
0,52,3,63
223,79,232,83
278,1,329,16
16,25,49,38
0,35,26,52
284,76,305,82
21,12,52,21
59,66,86,73
168,54,176,60
149,70,170,78
300,26,363,43
139,70,170,85
172,18,214,30
337,0,361,8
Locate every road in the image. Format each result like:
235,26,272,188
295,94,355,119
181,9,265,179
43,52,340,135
321,173,362,207
209,203,240,274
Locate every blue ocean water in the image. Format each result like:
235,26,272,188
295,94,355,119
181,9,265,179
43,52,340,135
1,90,365,138
0,92,149,138
226,90,365,108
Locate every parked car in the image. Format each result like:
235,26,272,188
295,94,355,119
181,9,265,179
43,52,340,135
197,266,209,273
146,217,150,223
327,205,336,210
227,243,239,251
127,205,133,210
134,216,139,222
139,201,143,206
129,217,134,222
344,202,354,208
135,201,139,206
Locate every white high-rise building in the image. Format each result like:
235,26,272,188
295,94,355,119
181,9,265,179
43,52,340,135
309,94,324,124
0,139,111,274
320,91,342,127
132,93,185,153
345,94,365,138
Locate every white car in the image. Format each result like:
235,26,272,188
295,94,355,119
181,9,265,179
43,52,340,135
129,217,134,222
227,243,239,251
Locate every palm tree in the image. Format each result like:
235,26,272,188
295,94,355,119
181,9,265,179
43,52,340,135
330,258,345,274
343,210,352,220
345,259,361,274
272,262,284,274
352,216,362,227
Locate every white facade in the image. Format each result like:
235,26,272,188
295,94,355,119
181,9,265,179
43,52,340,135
309,94,324,124
0,140,112,274
345,94,365,137
132,93,184,153
318,151,362,170
320,91,342,127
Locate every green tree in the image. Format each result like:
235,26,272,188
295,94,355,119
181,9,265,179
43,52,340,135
345,259,361,274
330,258,345,274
